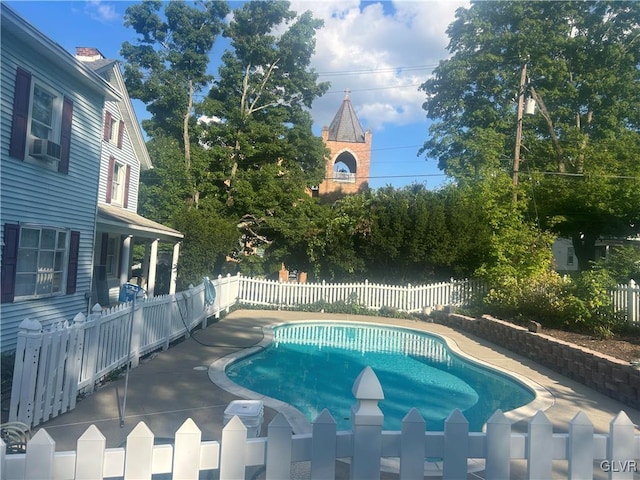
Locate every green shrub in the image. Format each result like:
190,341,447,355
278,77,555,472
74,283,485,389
481,267,625,337
563,269,624,337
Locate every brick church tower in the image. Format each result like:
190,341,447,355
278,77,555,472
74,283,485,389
318,91,371,196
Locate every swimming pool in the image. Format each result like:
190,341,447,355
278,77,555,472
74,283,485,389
223,322,536,431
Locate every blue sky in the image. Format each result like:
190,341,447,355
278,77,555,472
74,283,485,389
7,0,468,190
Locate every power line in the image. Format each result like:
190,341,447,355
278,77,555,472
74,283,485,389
320,170,640,182
323,173,447,181
316,64,437,77
325,84,423,94
534,171,640,180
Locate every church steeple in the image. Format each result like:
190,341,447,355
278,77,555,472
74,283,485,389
319,91,372,197
326,89,366,143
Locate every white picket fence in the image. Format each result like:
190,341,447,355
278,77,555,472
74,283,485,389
2,367,639,480
237,275,483,313
8,279,237,429
611,279,639,326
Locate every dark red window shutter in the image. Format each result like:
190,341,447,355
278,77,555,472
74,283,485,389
117,120,125,149
123,165,131,209
106,156,114,203
103,111,112,141
58,96,73,174
9,67,32,160
66,231,80,294
1,223,20,303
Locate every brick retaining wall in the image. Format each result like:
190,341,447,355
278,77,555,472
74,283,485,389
435,313,640,409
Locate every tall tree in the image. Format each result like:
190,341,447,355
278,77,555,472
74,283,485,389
420,1,640,269
200,1,330,271
121,0,228,204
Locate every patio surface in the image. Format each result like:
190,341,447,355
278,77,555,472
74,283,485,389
33,309,640,479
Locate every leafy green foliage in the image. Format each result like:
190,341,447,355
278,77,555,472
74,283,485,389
171,208,239,289
421,1,640,269
138,136,193,221
590,246,640,284
121,0,228,140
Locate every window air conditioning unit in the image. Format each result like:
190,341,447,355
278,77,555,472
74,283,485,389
30,138,62,162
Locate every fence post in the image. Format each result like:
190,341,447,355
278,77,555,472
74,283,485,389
124,422,155,479
75,425,106,478
628,279,638,326
130,294,144,369
568,411,593,479
173,418,202,479
220,416,247,480
350,367,384,480
527,411,553,480
484,409,511,479
64,312,86,412
266,413,293,479
608,411,636,480
9,318,43,426
442,409,469,480
399,408,425,479
24,429,55,480
311,409,337,479
82,304,103,392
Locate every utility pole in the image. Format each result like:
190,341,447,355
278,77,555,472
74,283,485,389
513,61,527,203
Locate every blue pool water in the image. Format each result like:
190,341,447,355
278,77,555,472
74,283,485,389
226,322,534,431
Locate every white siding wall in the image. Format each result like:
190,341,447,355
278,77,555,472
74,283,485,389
552,238,579,272
97,99,140,213
0,29,105,351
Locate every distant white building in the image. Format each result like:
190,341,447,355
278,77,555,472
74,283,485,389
552,236,640,273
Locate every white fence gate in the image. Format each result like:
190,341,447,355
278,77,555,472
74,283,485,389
2,368,639,480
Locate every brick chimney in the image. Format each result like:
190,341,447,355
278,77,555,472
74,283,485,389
75,47,105,62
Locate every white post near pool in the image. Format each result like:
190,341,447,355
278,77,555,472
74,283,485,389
350,366,384,480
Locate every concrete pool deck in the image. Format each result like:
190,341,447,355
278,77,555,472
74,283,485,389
33,309,640,476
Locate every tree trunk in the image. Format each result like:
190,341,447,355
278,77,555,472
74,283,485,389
183,79,200,207
530,86,565,173
184,79,192,172
571,232,598,271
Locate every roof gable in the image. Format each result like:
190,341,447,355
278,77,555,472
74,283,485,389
1,5,120,101
77,50,152,171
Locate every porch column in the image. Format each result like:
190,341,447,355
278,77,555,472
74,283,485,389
169,242,180,295
120,235,133,286
147,238,159,297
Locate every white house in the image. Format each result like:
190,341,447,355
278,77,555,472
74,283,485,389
74,48,183,305
0,5,119,351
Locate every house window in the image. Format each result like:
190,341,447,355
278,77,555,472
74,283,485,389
15,226,68,299
9,67,73,174
30,83,61,141
26,82,64,170
106,157,130,208
105,236,119,276
567,247,575,266
103,111,124,149
108,115,119,144
111,162,126,206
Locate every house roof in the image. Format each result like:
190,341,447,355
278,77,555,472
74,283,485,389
79,55,153,171
1,4,121,102
97,204,183,242
326,92,366,143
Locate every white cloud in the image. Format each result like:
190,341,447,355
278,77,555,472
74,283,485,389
290,1,469,131
84,0,119,23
